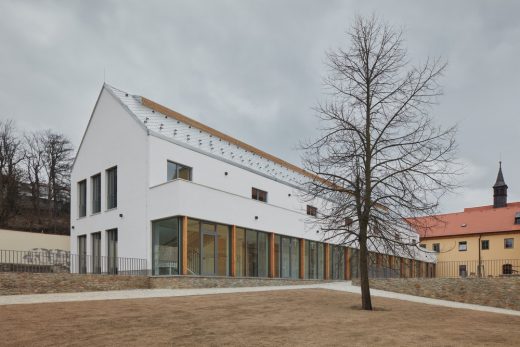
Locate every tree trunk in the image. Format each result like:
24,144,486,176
358,225,373,310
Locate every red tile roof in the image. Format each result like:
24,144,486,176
414,202,520,239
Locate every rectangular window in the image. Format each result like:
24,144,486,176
330,245,345,280
92,233,101,274
187,219,201,275
505,238,514,249
91,174,101,214
152,217,180,276
432,243,440,252
106,167,117,210
459,264,467,278
235,227,246,277
78,180,87,217
91,232,101,274
246,229,258,277
251,187,268,202
78,235,87,274
481,240,489,250
107,229,118,274
257,231,268,277
419,244,426,249
167,161,192,181
458,241,467,252
290,238,299,279
274,235,280,278
306,205,317,217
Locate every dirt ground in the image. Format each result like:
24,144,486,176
1,289,519,346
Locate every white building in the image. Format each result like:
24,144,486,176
70,84,435,279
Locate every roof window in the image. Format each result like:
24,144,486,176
515,212,520,225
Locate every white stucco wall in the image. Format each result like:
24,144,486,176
70,87,149,260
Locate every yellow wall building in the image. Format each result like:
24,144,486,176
417,164,520,277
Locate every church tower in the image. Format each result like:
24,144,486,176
493,161,508,208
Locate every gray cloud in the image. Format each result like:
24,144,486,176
1,0,519,213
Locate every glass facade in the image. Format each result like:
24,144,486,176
185,218,230,276
235,228,269,277
152,217,180,275
305,240,325,279
330,245,345,280
275,236,300,279
148,215,427,280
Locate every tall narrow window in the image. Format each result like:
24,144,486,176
152,217,180,276
235,227,246,277
91,232,101,274
78,180,86,217
107,229,118,274
251,188,268,202
257,232,268,277
216,224,229,276
274,235,281,278
106,167,117,210
246,229,258,277
167,161,192,181
78,235,87,274
187,219,201,275
91,174,101,214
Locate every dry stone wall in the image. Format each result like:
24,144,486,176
353,277,520,311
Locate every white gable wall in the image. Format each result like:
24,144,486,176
70,87,149,260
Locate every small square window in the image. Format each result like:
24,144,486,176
458,241,467,252
306,205,317,217
504,238,514,249
481,240,489,250
167,161,192,181
252,187,268,203
432,243,440,252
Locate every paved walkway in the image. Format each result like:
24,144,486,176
1,282,519,316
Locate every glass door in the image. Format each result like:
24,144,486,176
201,223,216,276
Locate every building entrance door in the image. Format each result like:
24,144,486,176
201,223,217,276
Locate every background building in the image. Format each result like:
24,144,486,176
417,163,520,277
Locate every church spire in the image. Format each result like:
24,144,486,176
493,161,508,208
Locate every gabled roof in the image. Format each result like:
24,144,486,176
414,202,520,239
104,84,315,186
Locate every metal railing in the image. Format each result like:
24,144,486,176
435,259,520,278
0,249,148,276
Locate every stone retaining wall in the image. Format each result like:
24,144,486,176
0,272,333,295
353,277,520,311
0,272,150,295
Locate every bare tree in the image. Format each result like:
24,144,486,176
42,131,74,231
0,120,24,226
23,131,47,224
302,16,458,310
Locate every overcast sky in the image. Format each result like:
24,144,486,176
1,1,519,213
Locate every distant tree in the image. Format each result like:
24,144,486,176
42,131,74,230
0,120,24,226
302,16,458,310
23,131,47,224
